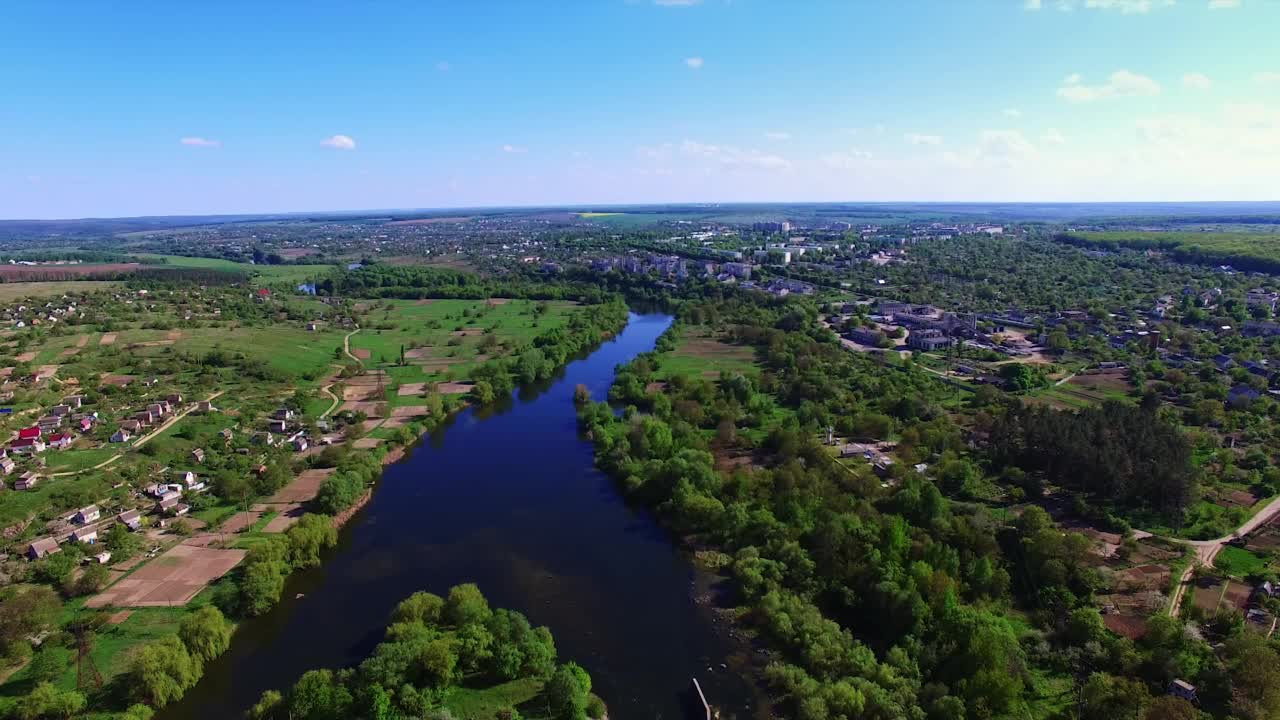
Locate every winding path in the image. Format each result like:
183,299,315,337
1165,495,1280,616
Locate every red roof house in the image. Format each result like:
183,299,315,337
17,427,41,440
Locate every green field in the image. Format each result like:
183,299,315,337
0,281,121,302
115,325,346,381
1215,545,1270,578
442,677,547,719
129,253,335,285
656,326,759,380
349,298,578,384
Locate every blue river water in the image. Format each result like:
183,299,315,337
162,313,758,720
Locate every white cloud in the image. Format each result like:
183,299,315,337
1003,108,1023,118
1182,72,1212,90
502,144,528,153
823,149,874,169
179,137,220,148
320,134,356,150
1255,71,1280,87
436,61,450,72
1036,0,1174,10
1057,70,1160,102
763,131,791,141
1208,0,1240,8
905,133,943,145
679,140,790,170
684,56,704,69
1041,128,1067,144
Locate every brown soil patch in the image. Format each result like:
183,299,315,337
351,348,371,359
277,248,318,259
486,298,509,305
645,382,668,394
437,382,474,395
99,333,117,346
451,329,484,337
106,610,133,625
166,330,183,341
218,510,263,534
0,368,12,378
36,365,58,378
1102,613,1148,640
359,419,384,433
129,340,174,348
342,385,382,401
14,352,35,363
339,400,386,417
74,335,89,348
85,544,246,607
404,347,434,360
267,468,334,504
390,405,430,418
397,382,429,396
1068,370,1132,393
353,437,383,449
380,417,410,429
414,298,436,305
1115,564,1171,592
100,374,137,387
262,514,300,533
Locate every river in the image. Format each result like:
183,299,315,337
162,313,759,720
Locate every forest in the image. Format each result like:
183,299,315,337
576,289,1279,720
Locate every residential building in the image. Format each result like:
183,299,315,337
74,505,100,524
71,527,97,544
14,472,39,490
117,509,142,531
907,329,954,352
26,537,60,560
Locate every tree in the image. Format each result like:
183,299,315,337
546,662,591,720
419,637,459,689
241,559,287,616
1141,696,1198,720
13,681,86,720
179,605,232,664
288,669,353,720
117,704,155,720
391,591,444,626
286,514,338,569
248,690,283,720
125,635,202,707
445,583,491,627
1079,673,1149,720
71,562,110,596
105,523,142,560
0,585,60,660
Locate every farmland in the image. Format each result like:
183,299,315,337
1057,230,1280,272
655,325,759,380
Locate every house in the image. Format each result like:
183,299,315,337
169,503,190,517
71,527,97,544
17,426,41,441
91,550,112,564
11,438,45,455
198,401,216,413
1169,680,1197,703
49,404,71,417
117,509,142,531
120,419,142,432
47,433,72,450
78,417,93,432
63,395,83,409
292,437,309,452
166,393,182,405
134,411,154,426
1228,385,1262,407
15,472,39,490
157,496,180,512
36,415,63,431
253,431,276,447
175,470,197,487
191,448,205,463
26,537,60,560
74,505,100,524
274,408,295,421
0,457,15,475
268,419,288,433
110,429,132,443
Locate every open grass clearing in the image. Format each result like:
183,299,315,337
657,325,759,380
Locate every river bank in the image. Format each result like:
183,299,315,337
159,313,759,720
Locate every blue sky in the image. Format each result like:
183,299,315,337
1,0,1277,218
